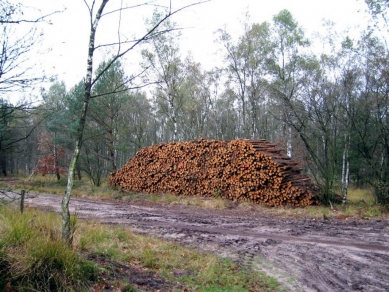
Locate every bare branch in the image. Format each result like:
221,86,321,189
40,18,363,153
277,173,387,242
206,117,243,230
94,27,183,50
0,188,22,202
91,81,160,99
117,0,123,55
92,0,210,86
101,1,161,18
0,104,48,152
90,65,153,99
0,10,62,24
83,0,92,13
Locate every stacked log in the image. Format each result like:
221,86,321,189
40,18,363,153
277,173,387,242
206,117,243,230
109,139,317,207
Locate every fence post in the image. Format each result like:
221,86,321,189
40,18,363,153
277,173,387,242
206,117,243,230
20,190,25,214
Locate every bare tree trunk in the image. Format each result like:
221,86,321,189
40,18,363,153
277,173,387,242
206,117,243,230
287,126,292,158
172,115,177,142
109,128,117,172
61,0,109,243
60,0,207,242
0,153,6,176
341,133,350,205
53,138,60,180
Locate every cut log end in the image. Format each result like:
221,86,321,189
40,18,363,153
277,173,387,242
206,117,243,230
110,139,318,207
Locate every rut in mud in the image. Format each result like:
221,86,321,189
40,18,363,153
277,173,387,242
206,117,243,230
18,193,389,292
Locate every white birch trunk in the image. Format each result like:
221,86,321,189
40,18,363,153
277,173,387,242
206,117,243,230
173,117,177,142
62,0,109,243
341,133,350,205
287,126,292,158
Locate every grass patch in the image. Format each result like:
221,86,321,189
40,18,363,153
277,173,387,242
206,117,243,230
4,175,114,199
3,176,230,209
0,206,98,291
254,186,388,220
296,187,386,219
74,218,278,291
0,206,279,291
347,187,376,204
170,196,227,209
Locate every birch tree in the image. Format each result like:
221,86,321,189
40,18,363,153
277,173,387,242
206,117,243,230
218,19,271,138
141,12,185,142
267,9,309,157
0,0,60,94
61,0,208,243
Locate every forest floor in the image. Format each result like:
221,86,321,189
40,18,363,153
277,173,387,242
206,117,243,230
5,187,387,292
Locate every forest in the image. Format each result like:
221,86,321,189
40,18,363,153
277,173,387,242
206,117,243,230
1,0,389,207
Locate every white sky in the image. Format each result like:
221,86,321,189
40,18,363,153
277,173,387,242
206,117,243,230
8,0,369,101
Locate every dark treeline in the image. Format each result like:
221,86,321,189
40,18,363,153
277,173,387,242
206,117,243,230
2,6,389,205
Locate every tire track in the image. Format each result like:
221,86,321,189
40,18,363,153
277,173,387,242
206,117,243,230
19,193,389,291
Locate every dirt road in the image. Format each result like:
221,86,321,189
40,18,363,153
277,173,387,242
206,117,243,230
20,193,389,291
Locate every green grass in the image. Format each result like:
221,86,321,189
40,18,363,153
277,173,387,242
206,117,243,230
0,206,279,291
0,206,98,291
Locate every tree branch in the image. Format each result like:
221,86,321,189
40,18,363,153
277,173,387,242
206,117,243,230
91,1,210,86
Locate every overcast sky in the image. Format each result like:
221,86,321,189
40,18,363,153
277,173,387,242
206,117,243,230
9,0,370,101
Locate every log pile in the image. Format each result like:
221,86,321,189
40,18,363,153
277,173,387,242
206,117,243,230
110,139,317,207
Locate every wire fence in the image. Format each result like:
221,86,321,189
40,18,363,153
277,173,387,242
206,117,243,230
0,188,26,213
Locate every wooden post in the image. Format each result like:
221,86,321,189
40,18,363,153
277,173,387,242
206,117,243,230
20,189,25,214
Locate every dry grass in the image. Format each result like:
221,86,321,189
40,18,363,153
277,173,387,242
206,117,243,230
264,187,388,220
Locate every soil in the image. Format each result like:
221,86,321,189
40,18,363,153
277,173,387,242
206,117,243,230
86,253,186,292
4,190,389,292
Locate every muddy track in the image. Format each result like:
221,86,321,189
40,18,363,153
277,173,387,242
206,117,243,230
17,193,389,291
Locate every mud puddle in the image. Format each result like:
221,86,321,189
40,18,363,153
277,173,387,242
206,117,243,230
15,193,389,291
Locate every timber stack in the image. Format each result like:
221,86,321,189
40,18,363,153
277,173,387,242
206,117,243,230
110,139,317,207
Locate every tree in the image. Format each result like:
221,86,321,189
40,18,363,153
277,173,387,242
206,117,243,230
267,9,310,158
141,11,185,142
0,1,59,95
217,17,272,138
89,59,129,173
364,0,389,42
0,98,15,175
61,0,209,243
0,99,42,176
40,81,70,180
117,90,154,159
35,131,67,178
179,57,212,140
352,32,389,204
291,53,343,204
0,2,60,177
265,10,354,203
